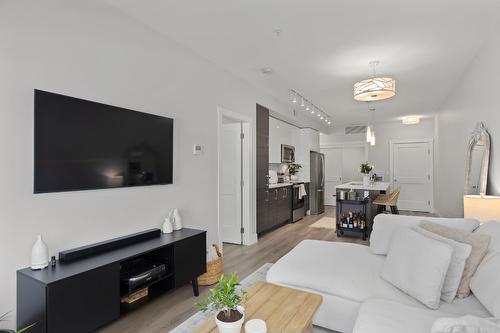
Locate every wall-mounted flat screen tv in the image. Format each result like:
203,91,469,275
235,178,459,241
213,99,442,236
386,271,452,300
34,90,173,193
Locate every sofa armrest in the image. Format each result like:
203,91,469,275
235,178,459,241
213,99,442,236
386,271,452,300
370,214,480,255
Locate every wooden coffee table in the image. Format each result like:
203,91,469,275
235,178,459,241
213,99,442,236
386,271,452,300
193,281,322,333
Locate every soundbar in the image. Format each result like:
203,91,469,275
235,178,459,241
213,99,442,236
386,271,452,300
59,228,161,263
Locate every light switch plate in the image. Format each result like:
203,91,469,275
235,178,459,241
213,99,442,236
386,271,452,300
193,144,203,155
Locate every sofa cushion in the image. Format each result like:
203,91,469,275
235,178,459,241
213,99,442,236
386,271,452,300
413,226,472,303
266,240,422,306
370,214,480,255
380,228,453,309
431,315,500,333
470,252,500,318
267,239,491,332
353,299,454,333
420,220,491,298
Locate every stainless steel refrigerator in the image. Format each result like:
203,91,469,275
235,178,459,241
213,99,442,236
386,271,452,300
310,151,325,214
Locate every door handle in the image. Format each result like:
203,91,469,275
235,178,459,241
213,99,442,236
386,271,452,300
265,190,269,202
274,190,278,200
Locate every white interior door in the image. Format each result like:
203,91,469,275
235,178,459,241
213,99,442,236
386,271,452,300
321,147,342,206
391,141,433,212
342,147,365,182
220,121,242,244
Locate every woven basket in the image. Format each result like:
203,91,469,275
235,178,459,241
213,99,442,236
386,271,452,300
197,244,223,286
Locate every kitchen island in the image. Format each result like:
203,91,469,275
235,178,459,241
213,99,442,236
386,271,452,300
334,181,391,239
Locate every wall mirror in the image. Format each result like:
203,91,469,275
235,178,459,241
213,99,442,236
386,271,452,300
465,122,490,195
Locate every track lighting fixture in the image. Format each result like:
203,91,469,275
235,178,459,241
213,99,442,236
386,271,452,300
289,89,333,126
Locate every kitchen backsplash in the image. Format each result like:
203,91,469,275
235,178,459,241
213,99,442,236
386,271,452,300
269,163,288,174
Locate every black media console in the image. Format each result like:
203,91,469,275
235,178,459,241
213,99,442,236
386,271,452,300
17,228,206,333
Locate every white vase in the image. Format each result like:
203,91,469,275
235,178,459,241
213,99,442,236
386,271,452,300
162,217,174,234
215,307,245,333
31,234,49,270
290,175,298,181
171,208,183,230
363,175,370,186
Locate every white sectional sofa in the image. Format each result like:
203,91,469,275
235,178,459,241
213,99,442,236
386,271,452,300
266,214,500,333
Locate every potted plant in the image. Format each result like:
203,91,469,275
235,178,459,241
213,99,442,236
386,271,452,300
360,162,373,186
196,273,248,333
0,312,35,333
288,163,302,181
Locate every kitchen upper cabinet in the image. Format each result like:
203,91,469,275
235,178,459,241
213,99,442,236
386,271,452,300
269,117,301,163
268,117,282,164
296,128,320,182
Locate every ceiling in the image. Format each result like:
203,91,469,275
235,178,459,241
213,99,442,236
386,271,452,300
106,0,500,128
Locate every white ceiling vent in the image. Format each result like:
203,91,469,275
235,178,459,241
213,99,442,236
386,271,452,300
345,125,367,135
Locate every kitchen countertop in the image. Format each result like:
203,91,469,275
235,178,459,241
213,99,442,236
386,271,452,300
336,181,390,192
269,181,309,189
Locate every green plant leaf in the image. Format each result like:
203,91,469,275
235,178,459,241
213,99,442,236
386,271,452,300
195,273,246,320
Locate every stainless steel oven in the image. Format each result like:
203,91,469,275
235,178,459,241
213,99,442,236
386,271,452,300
281,144,295,163
292,183,305,222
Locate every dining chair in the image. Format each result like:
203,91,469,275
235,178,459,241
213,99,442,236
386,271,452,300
373,187,401,214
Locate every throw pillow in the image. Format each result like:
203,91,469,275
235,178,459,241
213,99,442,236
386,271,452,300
432,315,500,333
420,220,491,298
413,226,472,303
370,214,480,255
474,221,500,254
470,252,500,318
380,228,453,309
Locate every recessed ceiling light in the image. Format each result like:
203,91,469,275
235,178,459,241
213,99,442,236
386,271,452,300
402,116,420,125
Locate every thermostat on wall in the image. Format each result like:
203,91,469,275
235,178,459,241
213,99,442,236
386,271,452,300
193,144,203,155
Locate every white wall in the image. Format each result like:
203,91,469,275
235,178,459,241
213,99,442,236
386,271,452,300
321,119,435,181
0,1,291,323
435,33,500,217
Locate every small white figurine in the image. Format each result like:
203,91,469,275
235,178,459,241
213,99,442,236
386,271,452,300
162,216,174,234
171,208,183,230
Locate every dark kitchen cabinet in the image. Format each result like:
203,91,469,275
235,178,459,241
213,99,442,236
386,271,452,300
266,186,291,233
256,104,270,234
256,104,292,235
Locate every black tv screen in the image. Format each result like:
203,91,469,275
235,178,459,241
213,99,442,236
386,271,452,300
34,90,174,193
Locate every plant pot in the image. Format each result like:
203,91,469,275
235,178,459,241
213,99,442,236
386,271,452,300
290,175,298,181
363,175,370,186
215,307,245,333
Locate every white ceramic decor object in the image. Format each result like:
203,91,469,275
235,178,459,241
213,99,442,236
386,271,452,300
31,234,49,270
162,216,174,234
363,175,370,186
245,319,267,333
172,208,183,230
215,306,245,333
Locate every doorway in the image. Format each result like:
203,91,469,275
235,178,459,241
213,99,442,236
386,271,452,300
218,108,252,245
321,143,367,206
390,139,434,212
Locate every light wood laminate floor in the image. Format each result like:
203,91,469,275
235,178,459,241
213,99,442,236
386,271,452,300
99,206,433,333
